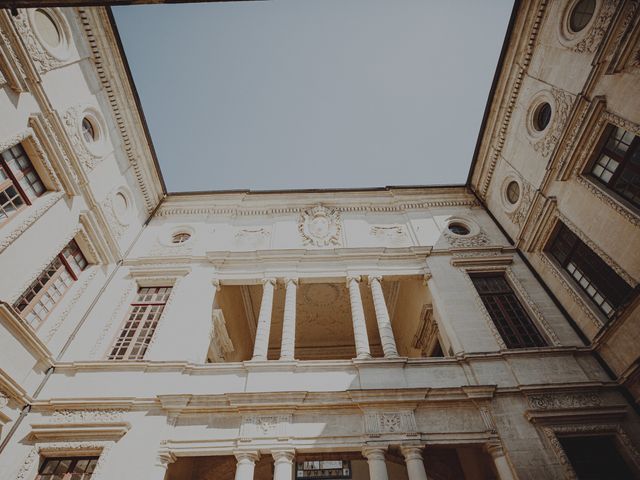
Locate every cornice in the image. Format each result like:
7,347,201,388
77,7,164,213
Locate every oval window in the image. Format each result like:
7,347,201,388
34,9,61,47
506,181,520,204
82,117,96,143
172,232,191,244
448,223,470,236
533,102,552,132
570,0,596,33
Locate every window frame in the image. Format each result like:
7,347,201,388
544,221,634,320
107,285,172,361
13,239,89,329
36,455,100,480
470,272,549,349
585,122,640,212
0,142,46,226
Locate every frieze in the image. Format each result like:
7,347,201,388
444,230,490,248
62,105,102,171
240,414,291,440
571,0,617,54
370,225,410,245
364,411,417,436
533,88,574,158
234,227,271,249
299,205,342,247
48,409,125,423
528,392,602,410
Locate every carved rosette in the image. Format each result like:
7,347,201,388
239,414,291,440
298,205,342,247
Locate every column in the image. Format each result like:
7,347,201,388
486,442,517,480
234,451,260,480
252,278,276,361
347,276,371,359
272,450,295,480
153,452,176,480
368,276,399,358
363,447,389,480
401,446,428,480
280,278,298,360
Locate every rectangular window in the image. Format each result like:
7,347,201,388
559,436,636,479
589,124,640,209
0,143,46,224
471,273,547,349
13,239,88,329
36,456,99,480
546,222,633,319
108,286,172,360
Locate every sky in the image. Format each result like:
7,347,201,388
113,0,513,192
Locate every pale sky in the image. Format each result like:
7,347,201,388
113,0,513,192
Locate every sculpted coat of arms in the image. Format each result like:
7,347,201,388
298,205,342,247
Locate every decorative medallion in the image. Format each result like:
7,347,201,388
298,205,342,247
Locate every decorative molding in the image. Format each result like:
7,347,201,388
101,190,128,240
506,180,534,227
61,104,102,171
239,414,291,440
234,227,271,249
47,409,125,423
478,1,549,198
11,10,65,74
364,411,417,436
0,391,8,409
444,230,490,248
299,205,342,247
532,88,574,158
528,392,602,410
0,191,64,255
575,175,640,226
90,282,135,359
571,0,617,53
16,441,113,480
43,268,97,343
478,405,497,433
370,225,410,246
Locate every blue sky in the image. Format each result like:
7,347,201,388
113,0,513,192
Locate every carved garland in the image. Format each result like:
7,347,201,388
61,105,102,171
16,441,113,480
12,10,66,74
101,190,128,240
443,230,491,248
570,0,617,54
532,88,575,158
506,179,535,227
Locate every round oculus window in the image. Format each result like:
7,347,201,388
569,0,596,33
172,232,191,244
34,9,61,47
506,181,520,204
533,102,552,131
113,192,128,219
448,223,470,236
82,117,96,143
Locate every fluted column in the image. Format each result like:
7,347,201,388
368,276,399,358
401,446,428,480
280,278,298,360
272,450,295,480
252,278,276,361
486,441,517,480
347,276,371,359
234,451,260,480
363,447,389,480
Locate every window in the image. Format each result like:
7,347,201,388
546,222,633,319
36,456,99,480
559,436,636,479
448,223,470,235
533,102,552,131
13,239,88,329
471,273,547,349
108,286,172,360
569,0,596,33
589,124,640,209
82,117,96,143
0,143,46,224
171,232,191,244
506,181,520,204
33,9,61,48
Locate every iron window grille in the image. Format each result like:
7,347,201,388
471,273,547,349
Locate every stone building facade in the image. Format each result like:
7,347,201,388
0,1,639,479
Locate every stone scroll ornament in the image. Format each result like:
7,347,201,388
298,205,342,247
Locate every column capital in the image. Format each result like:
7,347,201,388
400,445,424,461
212,279,221,291
272,449,296,463
346,275,362,285
362,446,387,461
485,440,505,458
262,278,277,287
368,275,383,284
156,451,176,469
283,277,299,286
234,451,260,463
